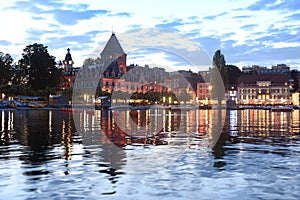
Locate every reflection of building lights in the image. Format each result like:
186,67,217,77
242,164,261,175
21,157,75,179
49,111,52,133
1,111,4,132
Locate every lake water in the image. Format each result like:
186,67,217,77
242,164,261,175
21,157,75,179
0,108,299,200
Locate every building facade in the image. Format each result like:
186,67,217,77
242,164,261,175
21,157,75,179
237,74,291,105
196,82,211,105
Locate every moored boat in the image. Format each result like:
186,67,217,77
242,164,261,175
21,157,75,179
28,101,46,108
271,105,293,112
16,101,28,107
109,104,130,110
6,100,16,108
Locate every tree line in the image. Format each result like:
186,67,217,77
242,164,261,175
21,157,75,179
0,43,63,98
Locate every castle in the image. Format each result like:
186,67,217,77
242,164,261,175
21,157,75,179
59,33,198,104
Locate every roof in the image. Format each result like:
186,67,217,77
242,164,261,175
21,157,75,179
238,74,289,85
101,33,125,57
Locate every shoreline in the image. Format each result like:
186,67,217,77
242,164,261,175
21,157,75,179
0,105,297,111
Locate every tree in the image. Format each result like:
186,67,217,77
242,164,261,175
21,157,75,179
145,91,161,104
0,52,13,85
18,43,62,90
83,57,101,67
226,64,242,85
213,50,227,86
211,50,226,106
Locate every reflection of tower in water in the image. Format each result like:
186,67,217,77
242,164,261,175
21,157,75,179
61,114,72,161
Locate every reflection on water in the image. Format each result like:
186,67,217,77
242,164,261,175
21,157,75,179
0,109,299,199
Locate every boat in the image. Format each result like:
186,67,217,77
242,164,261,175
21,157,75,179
173,105,198,110
109,104,130,110
6,100,16,108
16,101,28,107
150,104,171,110
130,105,150,110
28,101,46,108
0,102,7,108
271,105,294,112
293,106,300,109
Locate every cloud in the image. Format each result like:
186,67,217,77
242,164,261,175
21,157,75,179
119,28,211,69
247,0,300,11
240,24,259,31
232,15,250,19
272,42,300,48
247,0,278,11
129,24,142,30
185,29,202,38
221,32,236,39
255,30,300,44
220,35,300,66
155,18,184,30
5,0,63,12
107,12,132,17
127,50,197,72
0,0,299,69
49,9,109,25
285,13,300,21
188,16,199,20
203,12,228,20
0,40,12,46
270,0,300,11
195,37,221,56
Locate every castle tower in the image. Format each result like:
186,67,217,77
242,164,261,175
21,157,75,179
63,48,74,72
101,33,127,74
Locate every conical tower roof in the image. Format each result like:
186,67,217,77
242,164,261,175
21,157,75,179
101,33,125,58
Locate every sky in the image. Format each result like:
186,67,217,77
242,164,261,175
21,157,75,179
0,0,300,71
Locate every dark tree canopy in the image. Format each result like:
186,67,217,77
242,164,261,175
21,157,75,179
226,64,242,85
210,50,226,105
18,43,62,90
0,52,13,85
213,50,228,87
213,50,226,70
